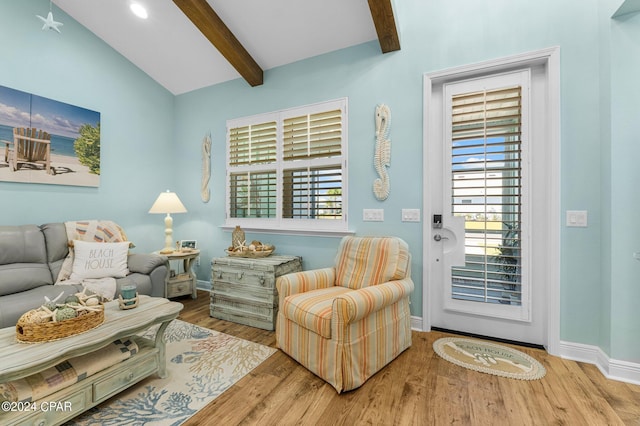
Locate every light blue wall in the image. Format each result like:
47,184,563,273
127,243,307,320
0,0,175,253
174,0,606,337
610,8,640,362
599,0,617,358
1,0,637,363
173,40,426,304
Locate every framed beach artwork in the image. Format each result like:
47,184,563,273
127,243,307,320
0,84,100,187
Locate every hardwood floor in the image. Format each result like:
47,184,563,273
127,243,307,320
177,291,640,425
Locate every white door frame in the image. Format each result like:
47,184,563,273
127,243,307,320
422,47,561,355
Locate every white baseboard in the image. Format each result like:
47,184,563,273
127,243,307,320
559,341,640,386
411,315,423,331
196,280,211,291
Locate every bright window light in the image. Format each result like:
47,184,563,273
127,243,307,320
130,3,148,19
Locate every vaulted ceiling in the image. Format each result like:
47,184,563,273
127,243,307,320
52,0,399,95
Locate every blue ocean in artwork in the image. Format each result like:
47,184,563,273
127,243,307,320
0,124,77,158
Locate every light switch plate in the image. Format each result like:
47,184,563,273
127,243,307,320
363,209,384,222
566,210,588,227
402,209,421,222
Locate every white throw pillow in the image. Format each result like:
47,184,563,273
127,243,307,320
70,240,130,280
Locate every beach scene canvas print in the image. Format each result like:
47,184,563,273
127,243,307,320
0,84,100,187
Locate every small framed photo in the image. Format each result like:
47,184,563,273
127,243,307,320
179,240,197,250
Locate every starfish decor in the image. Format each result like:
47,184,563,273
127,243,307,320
36,2,63,34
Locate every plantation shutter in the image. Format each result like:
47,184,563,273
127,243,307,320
450,86,523,305
229,121,276,166
282,166,342,219
229,171,277,219
228,120,277,219
282,109,342,160
281,108,343,220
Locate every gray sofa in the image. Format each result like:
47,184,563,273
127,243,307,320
0,223,169,328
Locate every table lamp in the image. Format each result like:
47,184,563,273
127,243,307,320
149,190,187,254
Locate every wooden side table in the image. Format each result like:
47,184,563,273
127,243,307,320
164,249,200,299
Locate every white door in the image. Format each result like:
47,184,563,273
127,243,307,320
423,51,560,348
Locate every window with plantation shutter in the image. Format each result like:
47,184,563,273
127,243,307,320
226,98,347,233
449,85,525,307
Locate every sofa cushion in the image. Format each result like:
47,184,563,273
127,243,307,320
0,225,47,266
0,264,53,297
282,286,352,338
0,225,51,296
0,284,83,328
335,236,410,290
40,223,70,281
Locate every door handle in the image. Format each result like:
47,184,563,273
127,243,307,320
433,234,449,242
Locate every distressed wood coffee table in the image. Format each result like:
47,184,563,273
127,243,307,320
0,296,182,426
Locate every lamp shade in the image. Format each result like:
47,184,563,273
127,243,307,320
148,191,187,214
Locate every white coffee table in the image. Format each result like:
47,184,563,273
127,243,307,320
0,296,182,425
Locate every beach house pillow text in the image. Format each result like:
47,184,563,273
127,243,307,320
70,240,130,280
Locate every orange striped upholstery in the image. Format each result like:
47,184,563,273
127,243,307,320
276,236,414,393
335,236,410,289
277,267,335,297
282,287,351,338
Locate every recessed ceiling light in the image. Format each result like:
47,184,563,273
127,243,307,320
130,3,148,19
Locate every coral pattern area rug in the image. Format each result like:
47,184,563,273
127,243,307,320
433,337,546,380
67,320,276,425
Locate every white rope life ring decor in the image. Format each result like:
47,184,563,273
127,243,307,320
373,104,391,201
201,132,212,203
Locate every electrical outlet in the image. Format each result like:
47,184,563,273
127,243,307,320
566,210,588,227
196,256,200,266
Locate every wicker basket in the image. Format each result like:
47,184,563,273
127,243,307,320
16,306,105,343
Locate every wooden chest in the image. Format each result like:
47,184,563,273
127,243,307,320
210,255,302,330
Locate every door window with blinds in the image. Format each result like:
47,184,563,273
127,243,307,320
226,98,347,232
444,70,531,321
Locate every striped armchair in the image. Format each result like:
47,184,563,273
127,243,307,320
275,236,414,393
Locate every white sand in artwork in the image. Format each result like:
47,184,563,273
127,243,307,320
0,153,99,187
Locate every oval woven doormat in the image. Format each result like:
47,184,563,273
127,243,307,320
433,337,546,380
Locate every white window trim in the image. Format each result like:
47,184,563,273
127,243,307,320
224,98,349,235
